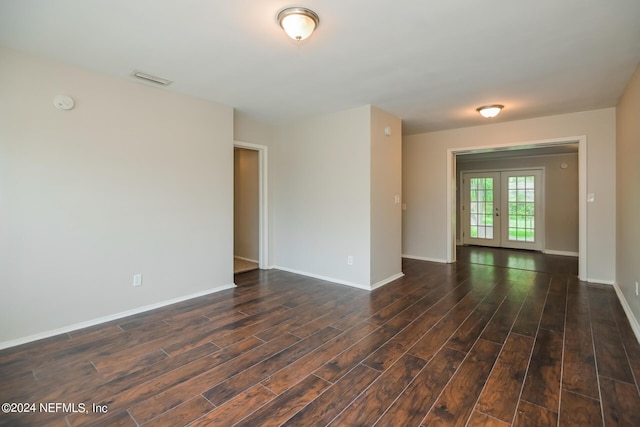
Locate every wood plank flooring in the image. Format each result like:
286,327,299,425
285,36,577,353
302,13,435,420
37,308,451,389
234,258,259,274
1,247,639,426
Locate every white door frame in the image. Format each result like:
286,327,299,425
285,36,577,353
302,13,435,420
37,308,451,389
234,140,268,269
461,171,502,247
499,168,545,251
461,168,545,251
446,136,587,281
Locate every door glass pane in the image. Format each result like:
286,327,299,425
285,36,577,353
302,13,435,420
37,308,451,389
469,177,494,241
507,175,535,242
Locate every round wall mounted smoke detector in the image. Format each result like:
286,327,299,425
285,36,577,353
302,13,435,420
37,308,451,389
53,95,75,110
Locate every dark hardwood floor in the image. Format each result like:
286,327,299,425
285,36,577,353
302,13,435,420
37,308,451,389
1,247,639,426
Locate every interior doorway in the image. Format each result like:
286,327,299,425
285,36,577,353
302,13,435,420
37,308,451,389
446,136,587,281
233,141,268,272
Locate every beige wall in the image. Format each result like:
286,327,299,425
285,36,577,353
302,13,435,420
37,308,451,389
403,108,616,283
234,112,275,147
273,106,372,287
233,111,276,267
457,153,579,254
616,64,640,335
238,107,402,289
234,148,259,261
370,107,403,286
0,47,234,345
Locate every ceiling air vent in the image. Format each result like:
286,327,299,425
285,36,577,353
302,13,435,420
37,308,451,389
131,70,172,86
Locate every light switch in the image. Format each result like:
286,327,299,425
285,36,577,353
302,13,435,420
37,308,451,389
587,193,595,203
394,195,400,204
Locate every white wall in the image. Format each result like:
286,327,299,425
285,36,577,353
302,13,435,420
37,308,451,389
0,47,234,345
370,107,403,286
234,148,259,261
616,64,640,337
403,108,616,283
272,106,372,287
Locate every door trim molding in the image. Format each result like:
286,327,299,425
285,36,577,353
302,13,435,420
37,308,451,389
461,168,546,251
234,140,269,269
446,135,587,281
460,171,502,247
500,168,545,251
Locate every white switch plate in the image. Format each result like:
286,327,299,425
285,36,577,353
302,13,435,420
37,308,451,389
133,274,142,287
587,193,595,203
394,195,400,204
347,256,353,265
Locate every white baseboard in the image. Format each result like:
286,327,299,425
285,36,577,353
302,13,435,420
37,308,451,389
0,283,236,351
402,254,448,264
271,266,373,291
371,273,405,291
234,255,259,263
272,266,404,292
543,249,579,257
614,282,640,344
586,278,615,286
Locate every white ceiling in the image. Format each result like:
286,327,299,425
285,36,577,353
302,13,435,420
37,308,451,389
1,0,639,134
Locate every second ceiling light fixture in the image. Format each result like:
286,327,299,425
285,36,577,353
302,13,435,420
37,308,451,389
277,7,320,41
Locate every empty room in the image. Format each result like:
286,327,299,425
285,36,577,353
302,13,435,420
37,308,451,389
1,1,640,426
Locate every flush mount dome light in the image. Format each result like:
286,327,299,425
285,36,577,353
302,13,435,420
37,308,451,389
277,7,319,41
476,104,504,118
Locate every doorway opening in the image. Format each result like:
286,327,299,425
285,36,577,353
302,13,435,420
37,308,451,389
446,136,587,280
233,141,268,272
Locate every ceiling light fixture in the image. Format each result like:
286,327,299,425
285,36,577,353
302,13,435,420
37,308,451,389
277,7,319,41
476,104,504,118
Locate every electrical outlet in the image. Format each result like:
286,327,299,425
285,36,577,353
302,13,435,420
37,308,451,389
347,256,353,265
133,274,142,287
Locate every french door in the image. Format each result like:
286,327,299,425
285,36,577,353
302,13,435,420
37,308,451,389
462,169,543,251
